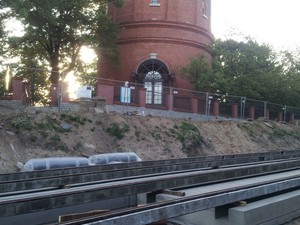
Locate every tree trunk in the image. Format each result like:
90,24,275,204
50,57,60,84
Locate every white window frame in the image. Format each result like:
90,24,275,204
149,0,160,7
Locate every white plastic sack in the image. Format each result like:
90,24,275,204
21,157,89,172
88,152,142,165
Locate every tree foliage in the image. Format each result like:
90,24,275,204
14,43,50,105
213,40,280,100
180,55,213,92
277,49,300,106
0,0,123,84
182,38,300,107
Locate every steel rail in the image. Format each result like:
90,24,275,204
0,156,294,198
1,150,300,194
1,158,300,218
58,171,300,225
0,155,295,195
1,149,299,183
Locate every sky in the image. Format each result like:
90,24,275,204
211,0,300,50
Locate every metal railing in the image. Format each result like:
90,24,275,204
97,78,300,122
1,76,299,123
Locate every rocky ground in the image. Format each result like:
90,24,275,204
1,107,300,224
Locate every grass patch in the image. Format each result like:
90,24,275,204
150,131,161,140
60,113,88,125
271,128,290,137
135,129,142,141
170,122,203,150
11,113,33,130
106,123,130,139
238,122,256,136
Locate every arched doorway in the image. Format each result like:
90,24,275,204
136,59,171,105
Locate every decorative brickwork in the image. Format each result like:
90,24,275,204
96,84,114,105
213,101,220,117
12,77,24,100
249,106,255,120
232,103,238,118
98,0,214,91
138,88,147,107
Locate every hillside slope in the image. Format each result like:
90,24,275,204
1,108,300,225
1,109,300,173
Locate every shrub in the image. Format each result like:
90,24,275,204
176,122,202,150
106,123,129,139
11,113,33,130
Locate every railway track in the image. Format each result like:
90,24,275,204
1,150,300,194
1,150,300,225
57,169,300,225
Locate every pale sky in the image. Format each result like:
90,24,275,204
211,0,300,50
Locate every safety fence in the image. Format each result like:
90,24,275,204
1,77,300,123
97,78,300,123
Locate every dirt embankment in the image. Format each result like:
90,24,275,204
1,108,300,224
1,108,300,174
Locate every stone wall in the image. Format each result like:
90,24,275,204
0,100,99,114
0,99,22,112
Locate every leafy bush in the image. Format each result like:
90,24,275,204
11,113,33,130
134,129,141,141
60,113,88,125
176,122,202,150
272,128,289,137
35,115,61,132
106,123,129,139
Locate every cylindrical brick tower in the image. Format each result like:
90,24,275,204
98,0,214,102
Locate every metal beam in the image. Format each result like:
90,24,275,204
1,159,300,218
72,175,300,225
1,150,299,182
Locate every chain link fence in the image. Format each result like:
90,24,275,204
1,77,300,123
97,78,300,123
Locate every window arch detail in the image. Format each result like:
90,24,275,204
135,59,171,105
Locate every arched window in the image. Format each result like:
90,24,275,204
136,59,169,105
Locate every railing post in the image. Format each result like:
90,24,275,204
213,101,220,117
138,88,147,108
205,92,209,115
96,83,114,105
191,98,198,113
277,111,283,122
248,105,255,120
264,101,267,118
232,103,238,118
240,97,246,119
12,77,24,100
166,87,174,110
290,113,295,124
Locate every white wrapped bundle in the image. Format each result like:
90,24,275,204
20,157,89,172
88,152,142,165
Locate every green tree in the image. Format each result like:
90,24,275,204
211,38,287,102
0,70,5,96
0,0,123,84
181,37,300,106
180,55,213,92
14,42,50,105
0,16,6,95
278,50,300,107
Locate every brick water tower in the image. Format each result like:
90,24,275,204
98,0,214,105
